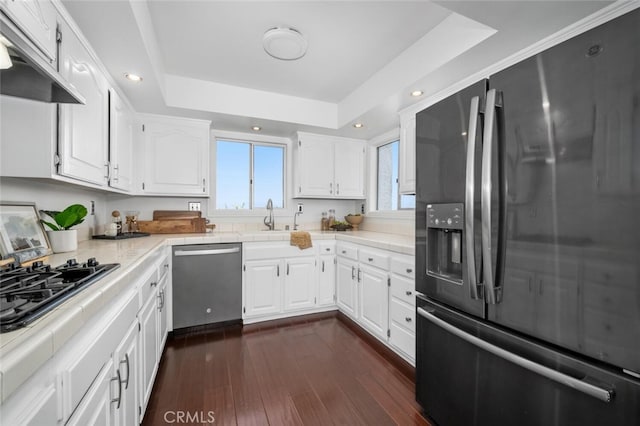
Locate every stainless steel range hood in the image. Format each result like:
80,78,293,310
1,12,85,104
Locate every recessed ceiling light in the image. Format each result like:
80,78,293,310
461,132,468,136
124,73,142,82
410,90,424,97
251,126,261,131
263,27,307,61
353,123,364,129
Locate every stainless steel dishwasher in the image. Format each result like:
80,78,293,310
172,243,242,330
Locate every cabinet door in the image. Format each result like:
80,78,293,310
109,89,133,191
113,321,139,426
359,264,389,339
334,140,366,198
244,260,282,317
336,257,357,318
399,114,416,194
139,295,158,412
296,137,334,197
4,0,57,62
317,255,336,307
283,257,316,311
58,21,109,186
66,359,115,426
157,273,169,354
142,119,209,195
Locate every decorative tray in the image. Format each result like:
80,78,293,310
92,232,151,240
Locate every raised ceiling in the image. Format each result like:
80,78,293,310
61,0,613,139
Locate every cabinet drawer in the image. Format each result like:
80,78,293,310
359,248,389,270
317,241,336,255
336,242,358,260
157,250,171,280
390,274,416,306
390,255,415,279
389,308,415,361
390,298,415,333
139,267,159,305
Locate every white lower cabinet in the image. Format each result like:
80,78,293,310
318,254,337,306
337,242,416,365
284,257,316,311
359,264,389,340
244,260,282,317
139,284,159,413
243,241,337,323
66,359,115,426
113,321,140,426
336,256,358,319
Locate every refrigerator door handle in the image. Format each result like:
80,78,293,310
465,95,482,300
481,89,502,304
417,307,613,403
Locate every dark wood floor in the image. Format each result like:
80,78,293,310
142,313,431,425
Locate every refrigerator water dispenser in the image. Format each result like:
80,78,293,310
426,203,464,285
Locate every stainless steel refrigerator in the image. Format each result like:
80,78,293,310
415,7,640,425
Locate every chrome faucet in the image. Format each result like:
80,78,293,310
264,198,275,230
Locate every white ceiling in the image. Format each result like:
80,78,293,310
61,0,613,140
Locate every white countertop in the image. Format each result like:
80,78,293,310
0,230,413,402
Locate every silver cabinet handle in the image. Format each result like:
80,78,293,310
337,183,340,195
322,260,325,273
174,247,240,257
351,265,355,280
405,317,412,322
111,369,123,409
405,290,413,296
104,163,110,180
417,307,613,403
342,250,347,254
465,95,481,300
277,264,280,277
406,268,413,274
357,268,361,283
120,354,130,389
286,263,290,275
150,281,157,287
368,257,374,262
329,182,333,194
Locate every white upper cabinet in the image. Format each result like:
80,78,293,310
108,89,133,192
399,112,416,194
139,115,210,196
294,132,366,199
58,19,109,186
3,0,57,64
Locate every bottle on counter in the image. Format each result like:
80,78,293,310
328,209,335,228
321,212,329,231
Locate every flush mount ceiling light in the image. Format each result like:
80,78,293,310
411,90,424,97
263,27,307,61
353,123,364,129
124,73,142,82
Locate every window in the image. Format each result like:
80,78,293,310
377,140,415,210
216,140,285,209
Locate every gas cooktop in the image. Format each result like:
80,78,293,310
0,258,119,333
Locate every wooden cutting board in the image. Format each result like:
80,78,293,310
138,218,206,234
153,210,202,220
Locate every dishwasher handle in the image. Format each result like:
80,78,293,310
174,247,240,257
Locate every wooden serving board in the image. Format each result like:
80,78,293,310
137,218,206,234
153,210,202,220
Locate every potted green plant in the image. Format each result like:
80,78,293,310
40,204,87,253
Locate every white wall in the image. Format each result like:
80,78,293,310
0,177,109,240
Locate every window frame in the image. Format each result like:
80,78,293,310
210,131,289,216
367,129,415,218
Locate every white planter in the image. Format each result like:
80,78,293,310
47,229,77,253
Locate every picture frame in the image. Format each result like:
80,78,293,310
0,202,52,263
